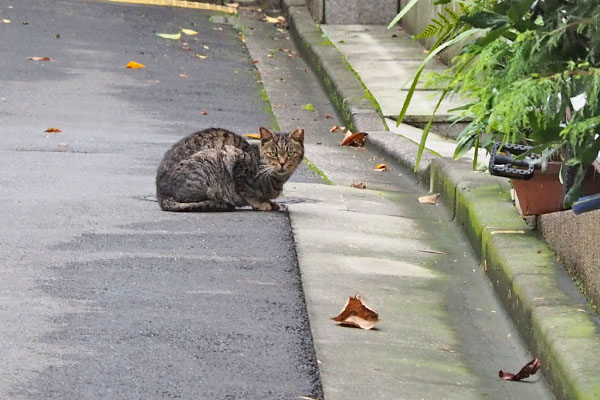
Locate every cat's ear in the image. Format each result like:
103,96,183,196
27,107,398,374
290,128,304,142
259,127,274,142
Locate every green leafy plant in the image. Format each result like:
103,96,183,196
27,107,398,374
390,0,600,208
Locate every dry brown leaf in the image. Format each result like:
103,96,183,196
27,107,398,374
418,193,440,205
45,128,62,133
126,61,145,69
340,131,368,147
499,358,541,381
332,294,379,330
29,56,51,61
200,110,208,115
244,133,261,139
351,182,366,189
262,15,286,24
374,163,388,172
329,125,339,133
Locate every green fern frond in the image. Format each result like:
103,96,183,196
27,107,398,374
415,7,463,40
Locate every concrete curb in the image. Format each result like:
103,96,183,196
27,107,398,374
283,1,600,399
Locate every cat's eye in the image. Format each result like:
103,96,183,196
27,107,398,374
287,151,296,157
267,151,277,157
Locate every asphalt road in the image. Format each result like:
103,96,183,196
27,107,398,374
0,0,323,398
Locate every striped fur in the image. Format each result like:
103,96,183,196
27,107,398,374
156,127,304,212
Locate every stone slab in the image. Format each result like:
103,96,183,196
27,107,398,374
324,0,398,24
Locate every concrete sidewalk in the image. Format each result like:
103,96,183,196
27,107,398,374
280,1,600,399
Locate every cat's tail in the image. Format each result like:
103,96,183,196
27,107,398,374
158,197,234,212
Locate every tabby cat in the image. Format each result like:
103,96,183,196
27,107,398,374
156,127,304,212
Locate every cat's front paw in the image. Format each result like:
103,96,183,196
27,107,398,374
254,201,280,211
254,202,274,211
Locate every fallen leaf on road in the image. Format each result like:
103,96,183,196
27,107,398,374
126,61,145,69
418,193,440,204
332,294,379,330
329,125,339,132
2,19,11,23
45,128,62,133
351,182,366,189
58,142,69,147
156,32,181,40
341,131,368,147
195,53,207,59
244,133,261,139
179,73,188,78
203,45,210,50
181,42,190,51
262,15,286,25
200,110,208,115
302,103,315,111
29,56,51,61
499,358,541,381
374,163,388,172
297,397,316,400
181,28,198,36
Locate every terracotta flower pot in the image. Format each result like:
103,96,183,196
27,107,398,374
511,162,600,216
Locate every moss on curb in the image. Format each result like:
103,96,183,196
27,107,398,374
303,157,333,185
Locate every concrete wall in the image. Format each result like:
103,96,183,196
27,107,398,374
307,0,399,24
537,210,600,310
398,0,462,64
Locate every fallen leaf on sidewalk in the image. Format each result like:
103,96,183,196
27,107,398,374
374,163,388,172
195,53,207,59
45,128,62,133
126,61,145,69
2,19,11,23
200,110,208,115
332,294,379,330
329,125,339,132
29,56,51,61
179,73,188,78
499,358,541,381
156,32,181,40
181,28,198,36
181,42,190,51
244,133,261,139
58,142,68,147
418,193,440,205
341,131,368,147
416,249,446,255
351,182,366,189
302,103,316,111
